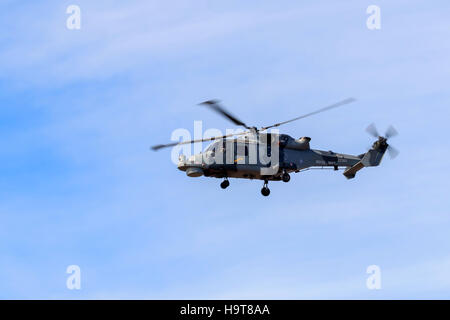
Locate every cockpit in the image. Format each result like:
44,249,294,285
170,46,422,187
204,141,221,153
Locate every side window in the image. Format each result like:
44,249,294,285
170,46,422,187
236,143,248,157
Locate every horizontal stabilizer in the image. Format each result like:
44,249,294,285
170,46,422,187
343,161,365,179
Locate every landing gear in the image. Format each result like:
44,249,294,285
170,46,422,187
261,187,270,196
261,180,270,196
220,179,229,189
282,172,290,183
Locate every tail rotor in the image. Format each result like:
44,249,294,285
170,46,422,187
366,123,399,159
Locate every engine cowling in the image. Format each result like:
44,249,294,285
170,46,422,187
285,137,311,150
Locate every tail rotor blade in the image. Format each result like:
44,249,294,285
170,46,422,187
385,125,398,139
366,123,379,138
387,145,399,159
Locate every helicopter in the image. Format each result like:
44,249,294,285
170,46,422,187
151,98,398,196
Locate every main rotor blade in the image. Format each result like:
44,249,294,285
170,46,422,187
366,123,380,138
199,100,251,129
387,145,399,159
385,125,398,139
151,130,250,151
260,98,356,131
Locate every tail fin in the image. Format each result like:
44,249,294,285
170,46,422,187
343,143,388,179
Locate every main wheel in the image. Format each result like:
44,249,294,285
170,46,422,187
220,180,230,189
282,172,290,183
261,187,270,196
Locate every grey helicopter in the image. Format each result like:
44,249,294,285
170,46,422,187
151,98,398,196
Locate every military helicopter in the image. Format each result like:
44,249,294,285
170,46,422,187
151,98,398,196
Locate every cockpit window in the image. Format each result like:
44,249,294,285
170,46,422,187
205,141,220,153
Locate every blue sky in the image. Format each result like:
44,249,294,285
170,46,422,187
1,0,450,299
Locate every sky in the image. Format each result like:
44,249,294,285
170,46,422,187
0,0,450,299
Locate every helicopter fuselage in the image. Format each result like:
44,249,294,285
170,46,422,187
152,99,396,196
177,133,363,181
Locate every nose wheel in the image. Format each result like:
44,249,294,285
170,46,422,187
261,180,270,196
220,179,230,189
282,172,290,182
